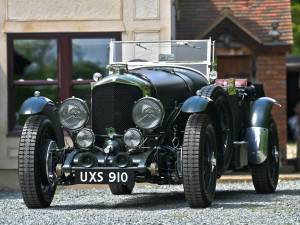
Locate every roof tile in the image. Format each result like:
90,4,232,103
177,0,293,44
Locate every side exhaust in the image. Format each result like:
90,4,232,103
246,97,280,164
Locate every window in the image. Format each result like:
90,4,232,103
8,33,121,134
71,38,112,104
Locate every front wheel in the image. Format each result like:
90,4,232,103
182,114,217,208
251,119,280,193
18,115,58,208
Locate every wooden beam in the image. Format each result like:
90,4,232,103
58,36,72,101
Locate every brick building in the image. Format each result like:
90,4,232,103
176,0,293,162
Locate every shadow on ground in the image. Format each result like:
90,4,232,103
47,188,300,211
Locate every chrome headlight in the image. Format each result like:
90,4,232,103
132,97,164,130
76,128,95,149
124,128,143,148
58,98,89,130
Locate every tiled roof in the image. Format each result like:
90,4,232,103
176,0,293,45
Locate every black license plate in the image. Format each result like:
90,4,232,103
75,169,134,184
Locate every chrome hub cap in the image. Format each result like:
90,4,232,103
210,152,217,172
273,146,279,163
45,140,58,184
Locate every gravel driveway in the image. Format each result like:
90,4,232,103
0,180,299,225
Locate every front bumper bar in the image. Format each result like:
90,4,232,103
62,166,148,174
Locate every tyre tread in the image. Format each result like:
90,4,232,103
182,114,216,208
18,115,54,208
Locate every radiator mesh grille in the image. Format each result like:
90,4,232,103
92,83,142,135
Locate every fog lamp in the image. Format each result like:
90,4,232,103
124,128,143,148
76,128,95,149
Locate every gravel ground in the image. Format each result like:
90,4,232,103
0,180,300,225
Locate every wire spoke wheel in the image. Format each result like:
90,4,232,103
182,114,217,208
41,140,57,194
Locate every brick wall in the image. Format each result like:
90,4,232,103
176,0,290,163
256,54,287,162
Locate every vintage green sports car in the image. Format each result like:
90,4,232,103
18,39,280,208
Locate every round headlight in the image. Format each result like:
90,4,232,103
58,98,89,130
124,128,143,148
132,97,164,130
76,128,95,149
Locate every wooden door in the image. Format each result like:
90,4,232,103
217,56,253,79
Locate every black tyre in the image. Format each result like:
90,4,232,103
109,182,135,195
182,114,217,208
197,85,233,170
251,119,279,193
18,115,58,208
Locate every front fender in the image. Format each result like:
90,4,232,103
246,97,280,165
19,96,52,115
250,97,280,128
19,96,65,149
181,96,212,113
